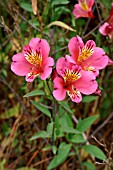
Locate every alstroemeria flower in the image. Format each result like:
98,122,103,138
99,3,113,39
11,38,54,82
73,0,94,19
53,56,98,103
68,36,109,76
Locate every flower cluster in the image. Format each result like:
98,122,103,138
11,35,111,103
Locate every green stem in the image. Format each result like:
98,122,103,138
52,99,58,145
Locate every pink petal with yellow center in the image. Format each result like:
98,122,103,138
75,71,98,95
29,38,50,58
11,53,32,76
81,47,108,70
73,4,89,18
53,77,66,101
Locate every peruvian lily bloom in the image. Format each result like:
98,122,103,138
73,0,94,19
99,3,113,39
11,38,54,82
53,55,98,103
68,36,109,76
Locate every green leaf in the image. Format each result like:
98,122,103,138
61,127,81,134
58,101,73,114
70,134,86,143
23,89,45,97
60,112,73,128
82,96,97,103
52,0,70,6
47,142,71,170
83,161,96,170
46,21,76,32
76,115,99,133
30,131,47,140
20,2,33,12
83,145,106,160
31,100,51,118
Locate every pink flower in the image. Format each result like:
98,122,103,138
73,0,94,19
99,3,113,39
68,36,108,76
53,56,98,103
11,38,54,82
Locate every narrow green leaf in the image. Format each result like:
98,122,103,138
61,127,81,134
70,134,86,143
52,0,70,6
82,96,97,103
23,89,45,97
31,100,51,118
30,131,47,140
60,112,73,128
46,21,76,32
47,142,71,170
76,115,99,132
20,2,33,12
83,144,106,160
58,101,73,114
83,161,96,170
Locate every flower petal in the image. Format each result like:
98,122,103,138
82,47,108,70
99,22,109,36
26,74,37,82
29,38,40,49
53,77,66,101
11,53,32,76
56,57,66,76
40,57,54,80
73,4,89,18
29,38,50,58
67,90,82,103
75,71,98,95
68,36,84,62
40,39,50,58
85,40,96,49
87,0,94,9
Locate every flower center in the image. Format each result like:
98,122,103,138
64,68,81,84
80,0,88,11
78,45,94,62
24,46,42,68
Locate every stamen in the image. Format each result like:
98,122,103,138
78,45,94,62
24,46,42,67
64,68,81,84
80,0,88,11
85,66,94,71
